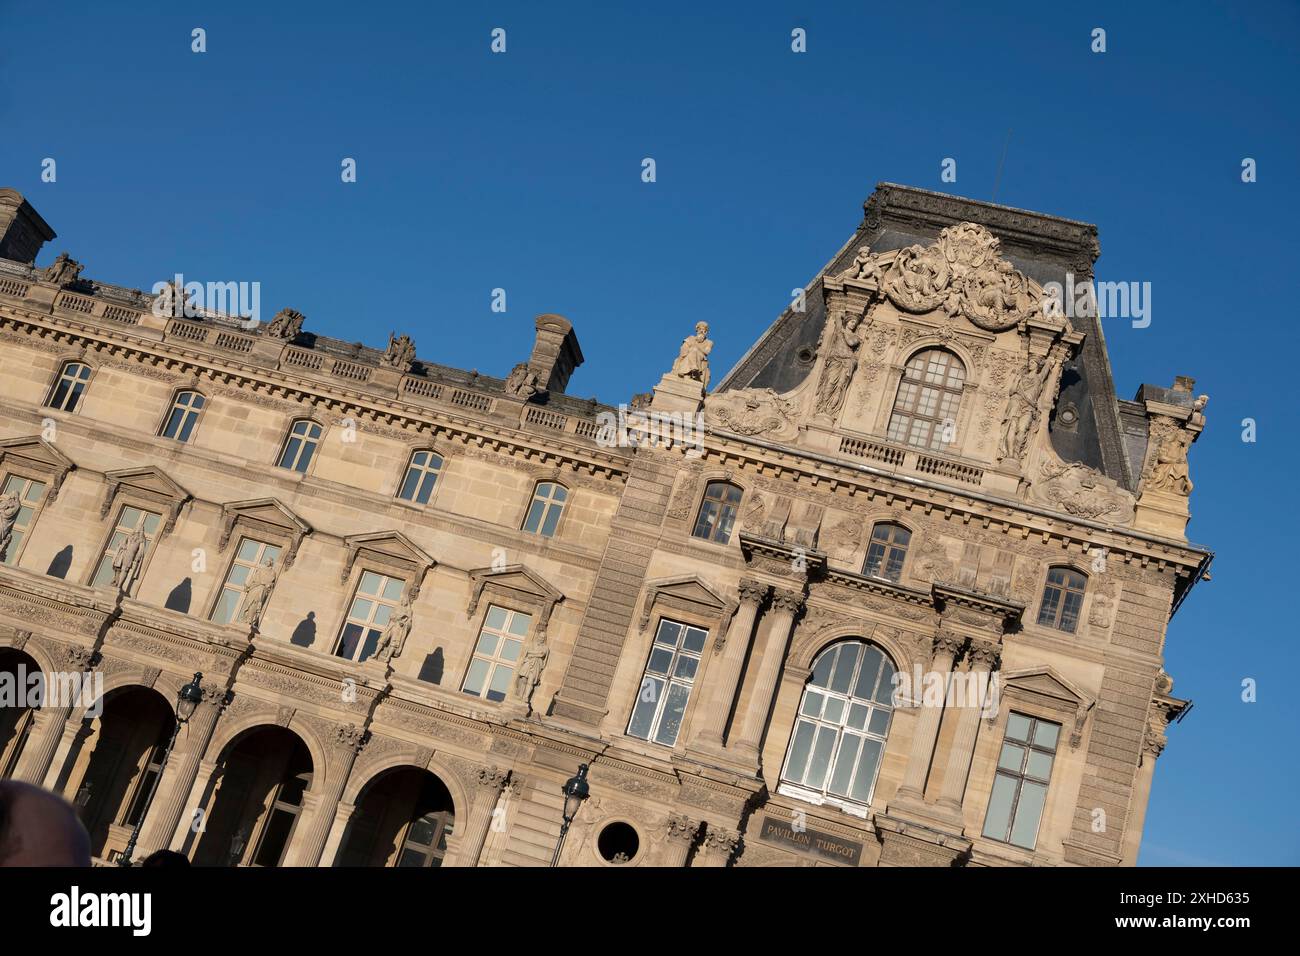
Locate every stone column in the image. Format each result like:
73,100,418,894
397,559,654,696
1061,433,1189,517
173,759,219,852
890,631,964,805
137,679,226,855
660,814,699,867
689,580,767,752
292,723,366,867
935,641,1000,816
319,801,357,867
456,767,512,867
693,823,739,867
730,588,804,760
14,644,96,787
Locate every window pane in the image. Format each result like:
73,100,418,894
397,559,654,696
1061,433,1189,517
486,665,512,702
213,590,240,624
485,605,508,630
1033,721,1060,751
627,685,660,739
868,708,891,736
399,469,421,501
785,720,816,782
830,645,859,694
850,737,883,803
682,626,707,653
998,743,1025,772
506,612,531,636
828,733,862,796
653,683,691,746
499,639,522,663
801,690,824,718
823,696,845,724
810,650,835,688
647,647,673,674
1009,781,1048,849
847,702,869,730
463,658,489,696
475,632,499,656
1006,713,1032,742
673,656,697,680
655,620,681,646
853,648,882,698
805,726,837,789
359,571,382,595
523,500,545,533
540,503,562,538
382,577,405,601
1025,750,1054,780
982,773,1018,841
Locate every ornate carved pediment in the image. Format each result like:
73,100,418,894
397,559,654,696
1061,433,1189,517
637,575,735,633
704,387,798,440
219,497,313,567
341,530,435,595
1000,666,1096,749
1031,457,1135,524
100,465,191,534
466,564,564,631
0,435,76,502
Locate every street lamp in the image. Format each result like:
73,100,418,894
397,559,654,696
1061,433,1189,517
118,671,204,867
549,763,590,867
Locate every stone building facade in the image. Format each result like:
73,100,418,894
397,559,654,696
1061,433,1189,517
0,183,1210,867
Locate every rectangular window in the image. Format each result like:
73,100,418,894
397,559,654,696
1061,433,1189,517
335,570,405,662
0,474,48,566
626,619,707,747
212,538,282,624
981,712,1060,850
461,605,531,702
90,506,162,591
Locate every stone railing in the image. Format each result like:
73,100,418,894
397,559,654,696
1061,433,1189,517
838,435,985,487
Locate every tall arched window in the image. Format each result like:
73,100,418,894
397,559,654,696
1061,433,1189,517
886,349,966,451
1037,566,1087,633
277,420,323,474
863,522,911,582
397,450,443,505
160,390,206,442
780,640,896,808
522,481,567,537
692,481,742,545
46,361,92,413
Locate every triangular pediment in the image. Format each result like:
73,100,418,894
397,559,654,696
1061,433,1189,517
1002,666,1094,710
343,530,435,569
637,575,736,633
221,497,312,536
104,465,190,504
0,435,76,472
466,564,565,627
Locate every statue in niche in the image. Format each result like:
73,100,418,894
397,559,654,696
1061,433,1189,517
670,322,713,390
44,252,83,287
0,492,20,561
814,309,864,419
504,362,546,401
997,345,1066,464
382,332,417,371
1144,425,1195,496
111,528,147,592
237,557,279,628
513,631,549,713
265,308,305,340
371,590,413,665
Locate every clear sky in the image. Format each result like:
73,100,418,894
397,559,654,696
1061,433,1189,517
1,1,1296,865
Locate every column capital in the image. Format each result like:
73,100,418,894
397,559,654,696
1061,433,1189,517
332,722,368,754
476,765,510,791
770,588,805,615
966,640,1001,671
737,578,769,607
664,814,699,845
933,630,966,660
701,823,740,857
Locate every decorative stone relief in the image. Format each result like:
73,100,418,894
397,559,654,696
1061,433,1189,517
504,362,545,401
44,252,85,287
704,387,797,440
381,332,416,372
264,308,305,340
997,344,1069,466
814,309,865,420
1140,401,1207,497
1034,458,1135,523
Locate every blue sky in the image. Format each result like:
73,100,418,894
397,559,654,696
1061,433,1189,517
2,1,1296,865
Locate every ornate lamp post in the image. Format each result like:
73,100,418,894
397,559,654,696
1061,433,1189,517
549,763,590,867
118,672,204,867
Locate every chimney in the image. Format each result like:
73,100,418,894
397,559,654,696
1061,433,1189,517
0,189,56,264
528,313,584,394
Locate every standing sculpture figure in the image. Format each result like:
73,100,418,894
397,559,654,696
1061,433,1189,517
513,632,549,713
237,557,279,628
670,322,713,390
998,348,1064,463
111,528,147,593
371,590,413,665
382,332,417,371
814,310,864,419
0,492,21,562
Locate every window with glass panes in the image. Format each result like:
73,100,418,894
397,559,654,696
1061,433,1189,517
161,390,206,442
461,605,531,702
982,713,1060,849
1036,567,1086,633
626,619,707,747
886,350,966,451
862,523,910,581
780,641,897,807
335,571,406,662
397,451,443,505
47,362,92,413
90,506,161,591
522,482,567,537
396,807,453,868
277,420,322,474
0,474,47,565
211,538,282,624
691,481,742,545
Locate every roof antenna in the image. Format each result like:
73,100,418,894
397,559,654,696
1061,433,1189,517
991,129,1013,202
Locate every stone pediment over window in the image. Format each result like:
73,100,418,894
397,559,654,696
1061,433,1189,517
219,498,313,568
342,530,435,595
466,564,564,633
1000,666,1096,750
0,435,75,503
100,465,191,535
637,575,737,634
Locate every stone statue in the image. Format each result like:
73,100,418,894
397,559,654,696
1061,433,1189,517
153,278,189,318
265,308,305,340
110,527,147,592
371,590,413,665
997,347,1065,464
848,245,883,283
237,557,278,627
382,332,417,371
504,362,545,400
44,252,83,287
1145,427,1193,496
814,310,864,419
513,632,549,713
0,492,21,561
670,322,713,390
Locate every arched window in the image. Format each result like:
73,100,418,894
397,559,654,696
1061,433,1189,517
886,349,966,451
1036,567,1087,633
780,640,896,808
160,390,206,442
46,361,92,413
863,522,911,582
397,451,443,505
522,481,567,537
692,481,742,545
277,420,323,474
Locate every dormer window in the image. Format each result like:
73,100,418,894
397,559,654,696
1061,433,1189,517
886,349,966,452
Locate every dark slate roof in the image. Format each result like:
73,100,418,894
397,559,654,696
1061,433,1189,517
718,183,1134,489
